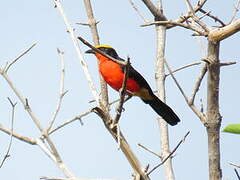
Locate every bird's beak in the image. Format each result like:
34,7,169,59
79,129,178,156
85,49,95,54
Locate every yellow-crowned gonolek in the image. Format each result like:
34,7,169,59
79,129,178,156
86,45,180,126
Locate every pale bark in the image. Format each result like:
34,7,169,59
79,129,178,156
83,0,109,108
155,0,175,179
206,41,222,180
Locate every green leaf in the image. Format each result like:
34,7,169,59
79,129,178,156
223,124,240,134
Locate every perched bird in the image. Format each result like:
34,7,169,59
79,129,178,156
85,45,180,126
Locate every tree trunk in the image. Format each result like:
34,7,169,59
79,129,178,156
206,41,222,180
155,24,175,180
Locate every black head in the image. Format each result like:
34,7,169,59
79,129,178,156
85,45,119,59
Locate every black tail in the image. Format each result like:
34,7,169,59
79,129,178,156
142,94,180,126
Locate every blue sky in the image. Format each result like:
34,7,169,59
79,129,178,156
0,0,240,180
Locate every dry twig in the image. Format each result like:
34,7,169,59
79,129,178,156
164,59,206,123
47,48,68,132
0,124,36,145
189,63,207,105
165,62,201,76
199,9,225,26
4,43,37,73
230,0,240,23
138,143,161,159
128,0,148,22
184,0,209,32
141,21,207,36
147,131,190,175
114,57,130,124
170,0,207,28
229,162,240,168
0,98,17,168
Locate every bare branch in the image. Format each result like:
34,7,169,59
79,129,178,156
219,61,237,66
198,9,226,26
138,143,161,159
229,162,240,168
184,0,209,32
141,20,207,36
114,57,130,124
208,19,240,42
0,98,17,168
0,40,75,178
4,43,37,73
0,124,36,145
47,48,67,132
189,63,207,105
147,131,190,175
128,0,148,22
92,108,149,180
141,0,167,20
54,0,99,104
0,72,44,132
164,59,206,123
170,0,207,28
83,0,99,45
40,177,122,180
49,95,133,135
36,138,57,163
77,36,127,66
83,0,109,110
49,109,92,135
230,0,240,23
76,21,100,26
166,62,201,76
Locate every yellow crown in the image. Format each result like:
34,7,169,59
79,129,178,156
95,45,114,49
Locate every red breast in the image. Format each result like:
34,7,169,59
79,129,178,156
95,53,140,93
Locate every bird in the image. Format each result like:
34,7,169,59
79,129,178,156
85,45,180,126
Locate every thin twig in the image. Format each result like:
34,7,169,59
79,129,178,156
165,62,201,76
114,57,130,124
49,109,92,135
220,61,237,66
128,0,148,23
169,0,207,29
235,168,240,180
147,131,190,175
4,43,37,73
138,143,161,159
164,59,206,122
47,48,68,132
141,20,207,36
0,41,74,178
230,0,240,23
229,162,240,168
1,72,44,132
185,0,209,32
0,98,17,168
77,36,127,66
49,95,132,135
199,9,225,26
40,177,121,180
189,63,207,105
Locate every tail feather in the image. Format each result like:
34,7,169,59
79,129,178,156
142,95,180,126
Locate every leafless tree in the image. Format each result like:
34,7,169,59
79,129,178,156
0,0,240,180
